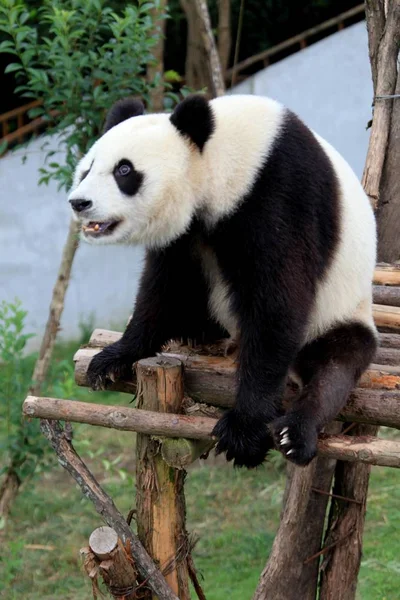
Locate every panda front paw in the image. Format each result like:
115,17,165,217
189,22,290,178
87,344,135,391
212,409,274,468
270,413,318,466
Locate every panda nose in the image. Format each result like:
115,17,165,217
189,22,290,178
69,199,93,213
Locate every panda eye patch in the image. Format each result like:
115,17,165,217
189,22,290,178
113,159,144,196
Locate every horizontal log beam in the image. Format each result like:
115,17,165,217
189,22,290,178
373,304,400,331
74,337,400,408
24,395,216,439
24,387,400,431
373,285,400,307
23,396,400,468
374,263,400,286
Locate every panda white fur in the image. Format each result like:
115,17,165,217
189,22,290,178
68,94,377,468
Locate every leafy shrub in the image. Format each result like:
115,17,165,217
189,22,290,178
0,0,164,189
0,300,52,482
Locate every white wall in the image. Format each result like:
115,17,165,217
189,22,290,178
0,22,372,346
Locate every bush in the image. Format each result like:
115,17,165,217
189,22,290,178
0,0,164,189
0,300,51,484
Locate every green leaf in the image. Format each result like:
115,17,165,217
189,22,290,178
4,62,23,73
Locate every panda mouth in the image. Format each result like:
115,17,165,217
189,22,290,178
82,220,121,237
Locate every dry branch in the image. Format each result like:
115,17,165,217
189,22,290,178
30,219,80,396
24,396,400,468
39,419,179,600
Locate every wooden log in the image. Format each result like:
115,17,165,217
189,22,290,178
373,263,400,286
160,438,215,469
74,340,400,409
373,285,400,307
374,346,400,365
83,326,400,351
378,332,400,349
253,422,342,600
136,357,191,600
23,385,400,433
373,304,400,331
319,424,378,600
23,396,400,467
82,526,138,599
23,395,218,439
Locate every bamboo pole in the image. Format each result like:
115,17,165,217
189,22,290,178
135,357,191,600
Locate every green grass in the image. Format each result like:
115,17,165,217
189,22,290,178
1,338,400,599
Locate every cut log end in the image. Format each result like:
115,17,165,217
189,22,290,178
89,526,119,560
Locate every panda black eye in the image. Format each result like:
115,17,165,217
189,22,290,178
115,161,132,177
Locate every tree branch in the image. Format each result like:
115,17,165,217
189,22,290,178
39,419,179,600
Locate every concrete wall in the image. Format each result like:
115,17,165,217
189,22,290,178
0,22,372,347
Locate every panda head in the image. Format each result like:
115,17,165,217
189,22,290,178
68,95,215,248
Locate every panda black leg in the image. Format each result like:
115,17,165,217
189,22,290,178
270,322,377,466
87,237,226,390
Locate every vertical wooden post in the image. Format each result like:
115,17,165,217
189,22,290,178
136,357,190,600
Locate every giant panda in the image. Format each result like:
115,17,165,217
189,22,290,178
68,94,377,468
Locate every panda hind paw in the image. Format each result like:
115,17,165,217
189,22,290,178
212,409,274,468
270,414,318,466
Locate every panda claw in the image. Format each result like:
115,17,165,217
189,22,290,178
286,449,295,455
280,427,289,436
281,435,291,446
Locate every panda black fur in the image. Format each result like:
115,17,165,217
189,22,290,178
68,94,377,468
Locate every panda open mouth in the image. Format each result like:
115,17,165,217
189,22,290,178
82,220,121,237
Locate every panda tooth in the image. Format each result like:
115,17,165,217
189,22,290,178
94,223,100,231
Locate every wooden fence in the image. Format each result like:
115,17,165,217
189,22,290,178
227,3,365,83
0,99,44,147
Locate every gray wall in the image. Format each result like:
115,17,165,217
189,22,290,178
0,22,372,347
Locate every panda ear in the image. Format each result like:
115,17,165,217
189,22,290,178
103,98,145,133
170,95,214,151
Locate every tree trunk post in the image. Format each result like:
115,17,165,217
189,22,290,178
218,0,231,76
193,0,226,97
318,2,400,596
319,424,378,600
252,423,342,600
136,357,191,600
147,1,168,113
